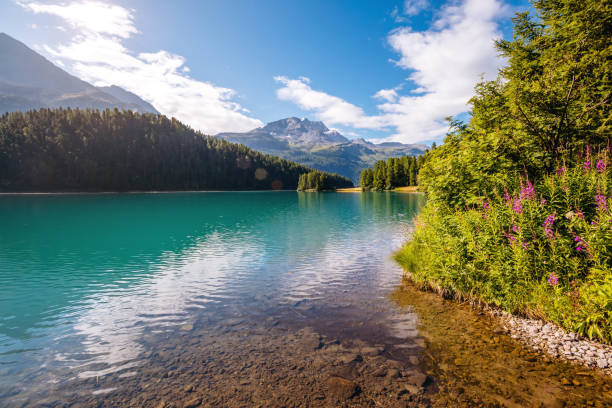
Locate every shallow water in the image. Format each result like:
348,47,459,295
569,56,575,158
0,191,610,407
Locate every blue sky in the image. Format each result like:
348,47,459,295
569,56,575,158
2,0,530,143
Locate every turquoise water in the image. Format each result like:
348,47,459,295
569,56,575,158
0,191,424,400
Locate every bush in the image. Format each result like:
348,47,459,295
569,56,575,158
396,149,612,342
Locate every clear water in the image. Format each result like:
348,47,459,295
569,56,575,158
0,192,424,400
2,192,610,407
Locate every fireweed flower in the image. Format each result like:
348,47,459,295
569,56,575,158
504,193,511,204
595,195,608,212
513,199,523,214
540,198,547,205
574,236,586,252
512,225,521,234
520,180,536,200
547,272,559,287
505,234,517,246
555,166,566,176
583,160,591,171
596,160,607,173
481,200,490,219
522,241,529,250
543,213,555,240
543,213,555,228
544,228,554,239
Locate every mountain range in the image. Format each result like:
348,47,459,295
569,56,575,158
0,32,425,182
217,117,426,181
0,33,158,115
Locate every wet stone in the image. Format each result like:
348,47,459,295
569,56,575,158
404,371,428,387
183,396,201,408
371,367,387,377
339,353,363,364
361,346,383,356
326,376,360,401
331,365,359,381
403,383,424,395
386,368,401,378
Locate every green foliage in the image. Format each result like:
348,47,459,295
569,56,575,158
0,108,342,192
296,170,353,191
417,0,611,209
397,154,612,342
360,155,424,191
399,0,612,342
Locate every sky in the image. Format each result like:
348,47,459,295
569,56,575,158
2,0,531,144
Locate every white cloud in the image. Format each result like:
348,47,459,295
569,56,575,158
373,88,399,103
274,76,388,129
403,0,429,16
275,0,508,143
20,1,262,134
391,0,429,23
21,1,138,38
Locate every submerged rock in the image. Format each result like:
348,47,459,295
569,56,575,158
326,376,360,400
339,353,363,364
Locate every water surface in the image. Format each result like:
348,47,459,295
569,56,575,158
1,192,610,407
0,192,424,403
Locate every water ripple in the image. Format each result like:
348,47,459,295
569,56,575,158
0,191,424,397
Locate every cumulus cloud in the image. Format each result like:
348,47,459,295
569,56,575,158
20,1,262,134
276,0,508,143
403,0,429,16
274,76,388,129
373,88,399,103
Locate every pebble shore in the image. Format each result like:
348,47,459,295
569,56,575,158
489,309,612,376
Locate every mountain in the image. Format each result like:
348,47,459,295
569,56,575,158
0,108,352,192
0,33,158,114
217,117,426,181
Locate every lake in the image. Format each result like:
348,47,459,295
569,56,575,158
1,192,610,407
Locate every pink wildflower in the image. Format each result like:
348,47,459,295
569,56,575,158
512,199,523,214
596,160,606,173
595,195,607,212
520,180,536,200
547,272,558,287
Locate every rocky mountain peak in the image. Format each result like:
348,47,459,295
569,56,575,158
259,117,347,145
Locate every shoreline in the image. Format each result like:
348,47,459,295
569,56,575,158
0,189,300,195
336,186,422,193
398,274,612,377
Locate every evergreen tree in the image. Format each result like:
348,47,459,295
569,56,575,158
296,170,352,191
359,154,424,191
0,108,353,192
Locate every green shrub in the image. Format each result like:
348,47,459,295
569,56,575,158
396,149,612,342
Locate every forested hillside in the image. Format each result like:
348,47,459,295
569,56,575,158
360,154,427,190
396,0,611,342
218,117,425,182
0,108,333,192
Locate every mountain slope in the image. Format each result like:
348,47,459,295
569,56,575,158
0,108,352,192
217,117,426,181
0,33,158,114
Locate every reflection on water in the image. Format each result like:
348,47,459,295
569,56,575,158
0,191,424,400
